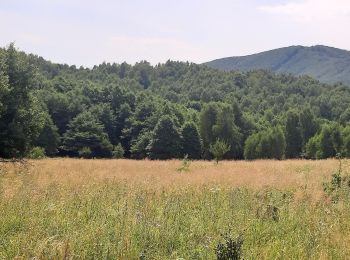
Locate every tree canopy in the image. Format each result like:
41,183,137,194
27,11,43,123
1,44,350,160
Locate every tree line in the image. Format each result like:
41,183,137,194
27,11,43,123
1,43,350,160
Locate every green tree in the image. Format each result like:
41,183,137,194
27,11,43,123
305,135,320,159
90,104,117,144
270,126,286,160
134,61,152,89
244,133,259,160
62,111,113,158
0,44,46,158
343,126,350,157
199,103,218,155
27,147,46,159
148,116,182,159
285,110,303,158
329,123,343,154
344,135,350,158
78,147,92,159
212,104,242,159
200,103,242,159
44,92,76,135
0,49,9,116
209,139,231,164
299,108,318,146
130,131,152,159
340,108,350,125
35,114,60,156
318,125,336,159
181,122,202,159
244,126,285,160
256,134,272,159
112,143,125,159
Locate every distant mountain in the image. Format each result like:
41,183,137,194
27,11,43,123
205,45,350,85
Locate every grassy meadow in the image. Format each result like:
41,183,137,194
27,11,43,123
1,159,350,259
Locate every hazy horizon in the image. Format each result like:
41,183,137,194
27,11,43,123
1,0,350,66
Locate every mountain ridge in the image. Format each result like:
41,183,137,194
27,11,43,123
205,45,350,85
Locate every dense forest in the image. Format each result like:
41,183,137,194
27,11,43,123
1,43,350,160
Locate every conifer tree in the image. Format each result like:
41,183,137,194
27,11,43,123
148,116,182,159
181,122,202,159
62,111,113,158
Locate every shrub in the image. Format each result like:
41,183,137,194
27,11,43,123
27,147,46,159
177,155,191,173
323,154,350,201
210,139,230,164
215,234,243,260
112,143,125,159
78,147,92,159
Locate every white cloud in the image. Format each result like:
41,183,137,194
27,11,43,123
260,0,350,22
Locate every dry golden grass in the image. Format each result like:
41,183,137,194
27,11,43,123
1,158,344,197
1,158,350,259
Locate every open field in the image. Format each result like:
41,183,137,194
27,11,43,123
1,159,350,259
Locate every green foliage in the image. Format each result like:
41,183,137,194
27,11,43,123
27,147,46,159
112,143,125,159
305,135,321,159
35,114,60,156
0,44,46,158
210,139,231,164
343,140,350,158
130,132,152,159
0,49,9,116
299,108,318,146
90,104,117,145
200,103,218,154
148,116,182,160
62,112,113,158
212,104,242,159
285,110,303,158
200,103,243,159
78,147,92,159
323,155,350,202
181,122,202,159
216,234,243,260
319,124,339,159
340,108,350,124
244,126,285,160
176,155,191,173
1,44,350,160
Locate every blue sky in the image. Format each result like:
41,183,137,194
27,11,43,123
1,0,349,66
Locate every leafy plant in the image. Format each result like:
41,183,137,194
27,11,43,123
323,154,350,201
215,234,243,260
27,147,46,159
112,143,125,159
177,154,191,173
210,139,231,164
78,147,92,159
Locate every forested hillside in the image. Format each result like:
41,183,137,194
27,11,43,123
1,44,350,160
206,45,350,85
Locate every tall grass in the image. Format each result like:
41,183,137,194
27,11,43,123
0,159,349,259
